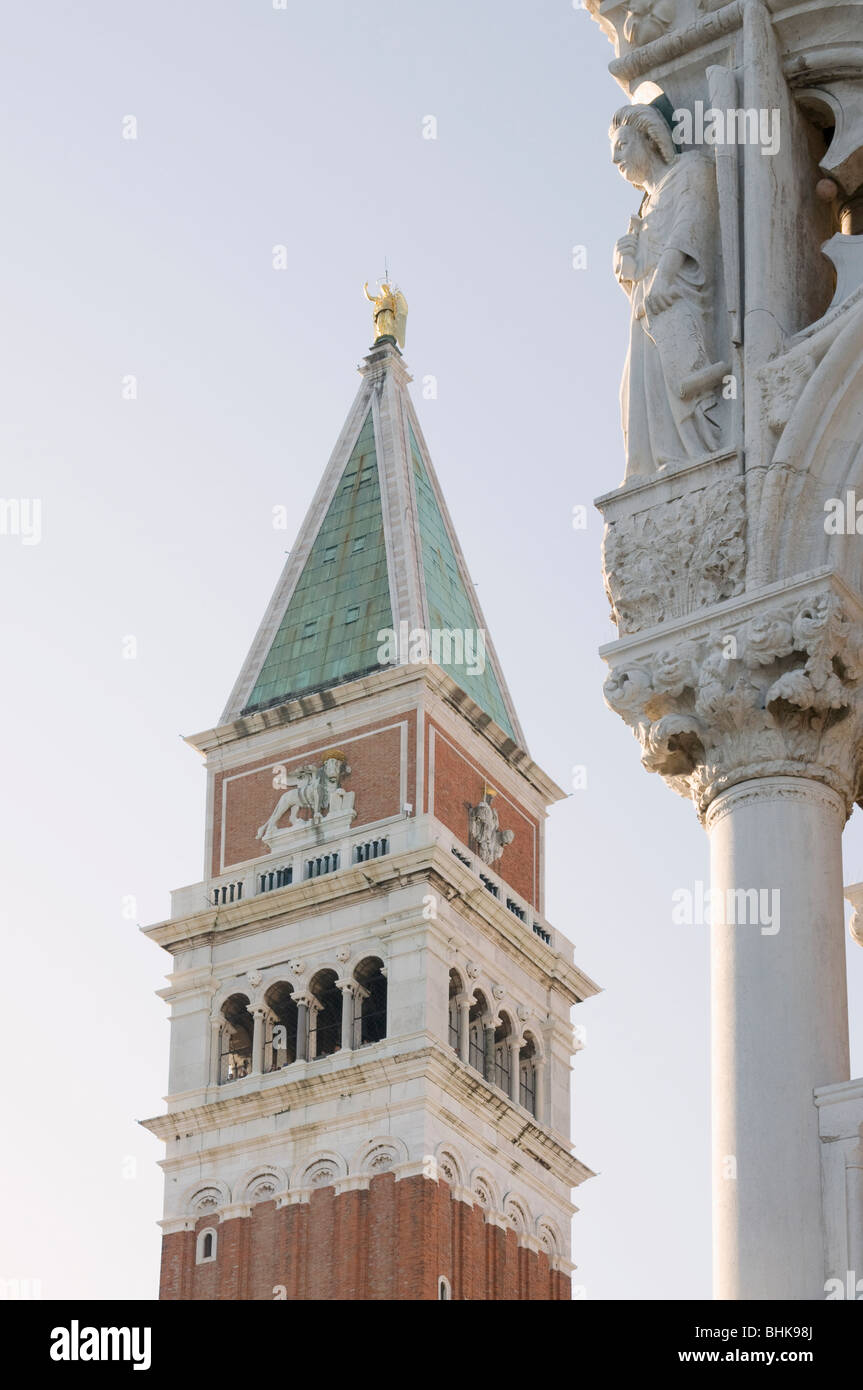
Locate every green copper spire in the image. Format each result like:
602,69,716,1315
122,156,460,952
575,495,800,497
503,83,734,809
244,411,391,712
225,339,525,748
409,426,514,739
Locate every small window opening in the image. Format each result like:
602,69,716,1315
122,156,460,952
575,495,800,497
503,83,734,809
196,1228,217,1264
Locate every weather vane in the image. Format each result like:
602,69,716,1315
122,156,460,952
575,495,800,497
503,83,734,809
363,276,408,348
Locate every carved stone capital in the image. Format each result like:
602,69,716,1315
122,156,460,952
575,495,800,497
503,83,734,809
291,992,318,1012
603,578,863,820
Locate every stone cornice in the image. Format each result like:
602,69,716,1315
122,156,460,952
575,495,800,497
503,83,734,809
141,838,598,1004
140,1039,593,1192
600,567,863,663
814,1076,863,1109
586,0,743,88
185,663,565,806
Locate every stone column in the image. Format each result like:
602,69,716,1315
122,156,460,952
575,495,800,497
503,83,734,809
250,1007,265,1076
483,1025,496,1085
294,994,312,1063
706,777,850,1300
846,1141,863,1283
209,1020,222,1086
306,999,322,1060
602,582,863,1299
457,997,471,1063
337,980,355,1051
533,1057,546,1125
353,984,369,1047
508,1040,521,1104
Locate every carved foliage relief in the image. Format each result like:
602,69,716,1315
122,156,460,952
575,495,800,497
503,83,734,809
603,590,863,817
603,478,745,634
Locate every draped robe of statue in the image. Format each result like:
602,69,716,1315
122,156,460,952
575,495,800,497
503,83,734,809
615,152,721,482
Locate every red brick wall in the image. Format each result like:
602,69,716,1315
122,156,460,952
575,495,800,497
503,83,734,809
428,722,539,907
159,1176,568,1301
213,716,415,875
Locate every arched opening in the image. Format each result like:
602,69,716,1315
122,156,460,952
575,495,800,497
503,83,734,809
438,1275,451,1300
355,956,387,1045
468,991,489,1075
264,981,298,1071
196,1228,217,1264
308,969,342,1058
219,994,253,1084
494,1013,513,1094
519,1033,538,1117
448,970,463,1051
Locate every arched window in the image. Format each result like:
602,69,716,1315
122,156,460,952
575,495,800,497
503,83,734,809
264,981,298,1071
448,970,463,1051
438,1275,451,1300
355,956,387,1045
219,994,253,1084
494,1014,513,1094
196,1228,217,1264
308,969,342,1058
468,991,489,1075
519,1033,538,1116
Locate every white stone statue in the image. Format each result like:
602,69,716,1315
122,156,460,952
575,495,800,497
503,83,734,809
468,794,514,867
256,753,354,841
610,104,727,481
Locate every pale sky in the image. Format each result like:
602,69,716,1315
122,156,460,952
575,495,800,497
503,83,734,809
1,0,860,1301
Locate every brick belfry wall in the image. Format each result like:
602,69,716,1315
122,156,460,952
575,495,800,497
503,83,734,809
159,1174,569,1301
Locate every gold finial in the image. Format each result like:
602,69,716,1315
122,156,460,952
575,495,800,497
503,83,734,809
363,278,408,348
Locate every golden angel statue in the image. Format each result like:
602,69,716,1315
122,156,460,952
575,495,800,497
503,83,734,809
363,280,408,348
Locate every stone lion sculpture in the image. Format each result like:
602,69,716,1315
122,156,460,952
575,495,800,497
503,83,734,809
256,752,353,842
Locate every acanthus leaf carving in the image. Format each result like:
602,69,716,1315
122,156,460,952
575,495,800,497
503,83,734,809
604,586,863,819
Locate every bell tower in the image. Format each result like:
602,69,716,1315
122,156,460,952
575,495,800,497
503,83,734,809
142,327,599,1301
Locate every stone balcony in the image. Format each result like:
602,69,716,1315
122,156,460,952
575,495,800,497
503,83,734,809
168,811,562,956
